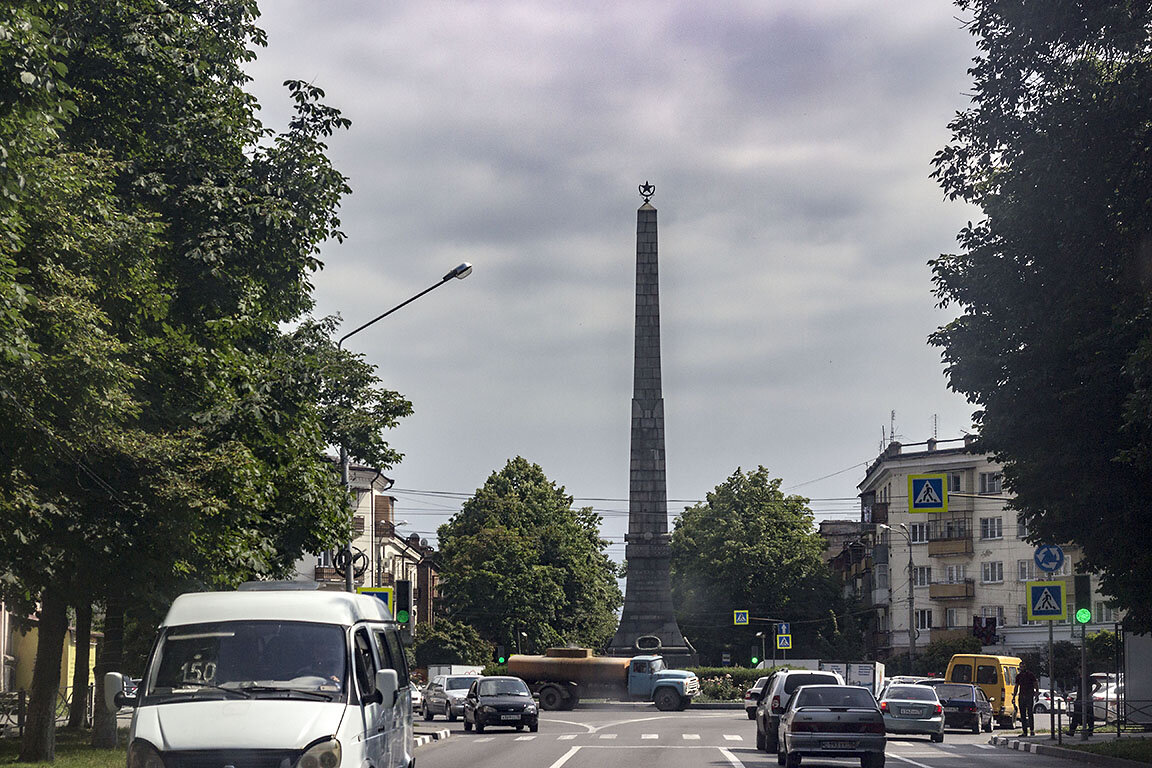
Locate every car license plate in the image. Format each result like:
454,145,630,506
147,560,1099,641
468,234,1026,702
823,741,856,749
944,706,959,712
900,708,919,716
500,714,520,720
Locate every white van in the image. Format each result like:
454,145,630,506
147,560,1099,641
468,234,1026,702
104,583,415,768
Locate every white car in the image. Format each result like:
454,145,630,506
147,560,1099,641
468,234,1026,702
1034,688,1066,713
411,685,423,711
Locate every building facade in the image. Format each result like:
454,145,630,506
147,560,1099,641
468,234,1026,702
842,438,1119,660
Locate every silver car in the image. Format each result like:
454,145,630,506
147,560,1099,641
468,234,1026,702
777,685,886,768
422,674,481,721
879,685,944,742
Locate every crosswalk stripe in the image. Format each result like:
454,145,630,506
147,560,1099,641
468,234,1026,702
475,737,493,743
641,734,658,739
682,734,701,740
974,744,994,749
599,734,617,739
558,734,576,740
723,735,743,741
514,736,535,741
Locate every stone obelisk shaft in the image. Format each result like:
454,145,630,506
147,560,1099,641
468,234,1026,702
606,197,696,666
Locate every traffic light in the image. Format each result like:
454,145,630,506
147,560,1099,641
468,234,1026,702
1074,574,1092,624
751,645,759,666
394,579,411,625
495,645,506,664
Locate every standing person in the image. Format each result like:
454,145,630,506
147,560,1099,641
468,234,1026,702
1014,661,1039,736
1068,677,1096,736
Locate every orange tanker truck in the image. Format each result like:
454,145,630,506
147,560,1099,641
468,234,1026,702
505,647,700,711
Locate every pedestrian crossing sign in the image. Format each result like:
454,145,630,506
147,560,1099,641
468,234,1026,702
357,586,393,613
776,634,792,650
734,610,749,625
1026,580,1067,621
908,474,948,514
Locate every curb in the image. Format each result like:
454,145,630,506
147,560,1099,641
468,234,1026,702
413,728,450,748
990,735,1149,767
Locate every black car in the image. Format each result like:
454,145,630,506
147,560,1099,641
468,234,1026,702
916,681,993,733
463,676,539,733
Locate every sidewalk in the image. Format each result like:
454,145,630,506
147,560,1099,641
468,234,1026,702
991,730,1152,767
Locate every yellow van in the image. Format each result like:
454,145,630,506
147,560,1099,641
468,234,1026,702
945,654,1021,727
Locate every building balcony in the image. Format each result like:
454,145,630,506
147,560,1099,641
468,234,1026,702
352,517,365,536
928,536,973,557
929,579,975,600
314,565,363,585
863,502,888,525
870,630,891,649
930,627,971,643
850,557,873,577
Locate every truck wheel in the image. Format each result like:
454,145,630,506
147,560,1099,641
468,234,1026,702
539,686,564,711
654,688,681,712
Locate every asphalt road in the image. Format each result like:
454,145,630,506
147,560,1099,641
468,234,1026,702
415,705,1085,768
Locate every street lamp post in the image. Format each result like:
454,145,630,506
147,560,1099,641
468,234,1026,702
755,631,766,668
337,263,473,593
880,523,917,669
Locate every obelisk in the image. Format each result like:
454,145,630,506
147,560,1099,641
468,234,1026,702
606,183,697,666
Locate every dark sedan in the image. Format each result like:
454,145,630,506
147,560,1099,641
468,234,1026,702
777,685,886,768
463,676,539,734
917,681,993,733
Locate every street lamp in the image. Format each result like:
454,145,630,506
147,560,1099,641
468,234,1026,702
338,263,473,592
755,631,766,668
518,631,527,655
879,522,917,669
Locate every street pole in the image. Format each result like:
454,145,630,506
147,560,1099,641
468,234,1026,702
760,633,766,667
1080,621,1089,741
336,262,473,593
1049,620,1056,741
772,622,778,670
907,536,916,671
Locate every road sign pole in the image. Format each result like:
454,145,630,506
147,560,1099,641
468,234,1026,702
1049,620,1055,741
772,622,777,670
1081,621,1089,742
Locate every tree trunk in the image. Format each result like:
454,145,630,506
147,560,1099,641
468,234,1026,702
91,589,124,748
67,601,92,728
19,588,69,762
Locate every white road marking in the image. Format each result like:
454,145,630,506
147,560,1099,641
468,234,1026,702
682,733,700,740
546,746,581,768
718,747,746,766
474,737,494,743
723,734,743,741
598,733,617,739
974,744,995,749
514,735,535,741
558,734,576,740
642,734,658,739
888,754,940,768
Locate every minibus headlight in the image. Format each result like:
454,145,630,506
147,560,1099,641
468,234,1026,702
128,741,165,768
298,739,341,768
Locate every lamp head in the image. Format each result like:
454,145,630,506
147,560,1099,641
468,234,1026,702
445,262,473,280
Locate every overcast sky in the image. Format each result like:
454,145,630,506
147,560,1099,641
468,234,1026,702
244,0,983,561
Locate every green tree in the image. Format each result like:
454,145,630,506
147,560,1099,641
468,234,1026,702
411,619,492,669
930,1,1152,631
669,467,861,665
0,1,411,758
436,457,622,652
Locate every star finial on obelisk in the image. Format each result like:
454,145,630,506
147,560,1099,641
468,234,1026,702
639,181,655,203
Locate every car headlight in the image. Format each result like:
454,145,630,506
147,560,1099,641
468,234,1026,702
298,739,341,768
525,704,537,714
478,705,495,715
128,741,165,768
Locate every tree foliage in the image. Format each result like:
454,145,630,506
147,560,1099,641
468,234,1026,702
930,1,1152,631
411,619,492,670
669,467,863,665
436,457,622,652
0,1,411,757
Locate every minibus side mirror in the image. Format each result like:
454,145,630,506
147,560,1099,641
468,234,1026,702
374,669,399,706
104,672,136,713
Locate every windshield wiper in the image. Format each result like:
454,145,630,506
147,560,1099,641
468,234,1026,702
238,684,334,700
172,682,251,699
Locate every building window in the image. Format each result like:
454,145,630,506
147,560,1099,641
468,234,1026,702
1016,515,1029,539
982,561,1004,583
909,522,928,543
1019,559,1068,580
980,517,1003,540
1018,605,1040,626
946,607,964,628
945,565,967,583
915,609,934,630
876,564,889,590
982,605,1005,623
317,550,333,568
948,472,962,492
914,566,932,587
1095,603,1118,624
979,472,1003,494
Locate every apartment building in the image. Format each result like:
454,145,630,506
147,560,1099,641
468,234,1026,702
845,437,1119,659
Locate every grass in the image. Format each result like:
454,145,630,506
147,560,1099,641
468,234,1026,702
0,729,125,768
1063,738,1152,763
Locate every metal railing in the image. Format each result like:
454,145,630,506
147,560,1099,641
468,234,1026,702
0,685,94,738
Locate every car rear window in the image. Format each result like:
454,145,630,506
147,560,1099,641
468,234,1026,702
783,673,841,694
950,665,973,683
935,684,974,700
447,676,476,690
795,686,875,708
887,686,937,701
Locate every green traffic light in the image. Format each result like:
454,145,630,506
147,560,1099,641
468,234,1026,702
751,657,759,665
498,656,506,664
1075,607,1092,624
397,609,410,623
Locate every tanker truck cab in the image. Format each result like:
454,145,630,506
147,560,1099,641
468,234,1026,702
103,584,416,768
629,655,699,711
